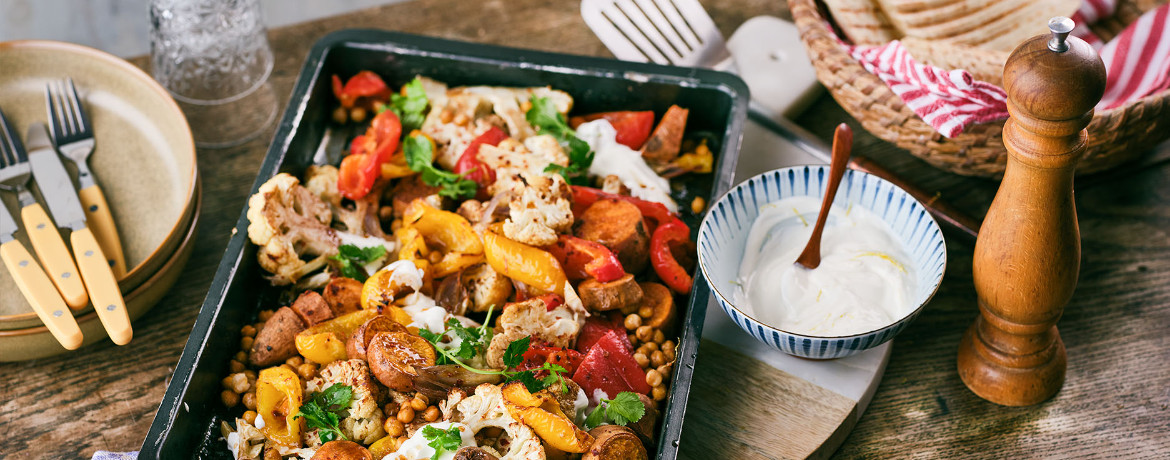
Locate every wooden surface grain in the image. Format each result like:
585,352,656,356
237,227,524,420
1,0,1169,458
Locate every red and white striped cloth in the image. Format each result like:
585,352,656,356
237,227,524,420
848,0,1170,138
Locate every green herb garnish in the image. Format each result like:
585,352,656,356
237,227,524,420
526,96,594,185
294,383,353,443
583,391,646,430
422,425,464,460
385,77,429,132
329,244,386,281
403,133,477,199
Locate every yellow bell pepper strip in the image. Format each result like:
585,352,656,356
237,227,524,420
402,199,485,278
502,382,594,453
380,147,415,180
256,366,304,449
483,223,568,296
294,310,378,364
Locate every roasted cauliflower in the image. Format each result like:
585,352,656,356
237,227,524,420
247,173,339,285
303,359,387,447
442,384,544,460
485,299,583,369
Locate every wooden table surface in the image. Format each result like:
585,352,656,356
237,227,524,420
2,0,1169,458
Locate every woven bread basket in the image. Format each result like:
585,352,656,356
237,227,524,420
790,0,1170,177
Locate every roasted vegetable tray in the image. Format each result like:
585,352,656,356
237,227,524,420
141,30,747,459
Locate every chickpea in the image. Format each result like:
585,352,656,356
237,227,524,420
691,196,707,214
651,350,667,368
221,390,239,408
243,410,258,425
350,107,367,123
427,251,443,264
243,370,258,381
297,363,318,380
662,340,676,354
379,206,394,222
229,360,246,373
264,447,281,460
652,385,667,401
385,418,405,437
620,303,640,315
642,341,659,353
652,329,666,344
624,314,642,331
241,325,257,337
657,363,673,377
439,108,455,124
285,356,304,368
332,107,348,125
280,363,297,375
234,351,247,363
243,392,258,411
628,334,639,346
384,402,400,416
638,306,654,319
424,406,441,422
663,346,676,363
397,406,415,424
221,376,234,389
633,353,650,368
645,369,663,387
240,336,254,351
229,373,250,394
520,100,533,113
410,395,428,411
635,325,653,342
453,113,469,126
258,310,274,322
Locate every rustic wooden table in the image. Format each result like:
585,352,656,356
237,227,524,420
2,0,1168,458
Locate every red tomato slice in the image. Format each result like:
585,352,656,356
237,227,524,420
338,110,402,200
454,126,509,196
332,71,391,109
569,111,654,149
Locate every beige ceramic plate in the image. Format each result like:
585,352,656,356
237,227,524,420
0,181,200,361
0,40,196,330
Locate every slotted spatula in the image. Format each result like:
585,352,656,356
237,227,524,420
581,0,980,239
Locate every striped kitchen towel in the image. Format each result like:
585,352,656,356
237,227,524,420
847,0,1170,138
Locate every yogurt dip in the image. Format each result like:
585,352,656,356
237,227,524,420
733,196,916,336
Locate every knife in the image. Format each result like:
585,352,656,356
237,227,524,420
1,201,84,350
26,123,132,345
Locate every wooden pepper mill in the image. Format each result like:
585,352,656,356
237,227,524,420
956,17,1105,406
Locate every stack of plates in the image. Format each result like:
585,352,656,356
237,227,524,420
0,41,199,361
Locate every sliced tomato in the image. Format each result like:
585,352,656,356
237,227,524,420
568,111,654,149
332,71,391,109
338,110,402,200
454,126,509,196
571,330,651,397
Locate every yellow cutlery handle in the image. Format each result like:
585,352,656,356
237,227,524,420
71,227,132,346
21,203,88,310
1,240,84,350
78,185,127,278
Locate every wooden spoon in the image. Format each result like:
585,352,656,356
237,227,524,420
795,123,853,269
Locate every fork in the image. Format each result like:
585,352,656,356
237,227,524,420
47,78,127,278
581,0,981,239
0,109,89,309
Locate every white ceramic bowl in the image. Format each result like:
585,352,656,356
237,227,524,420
697,166,946,359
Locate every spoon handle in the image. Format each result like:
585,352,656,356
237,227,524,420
797,124,853,269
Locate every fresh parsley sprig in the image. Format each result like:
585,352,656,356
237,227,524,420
583,391,646,430
329,244,386,281
380,77,429,133
403,133,478,199
423,323,569,394
421,425,463,460
526,96,594,185
293,383,353,443
419,305,495,365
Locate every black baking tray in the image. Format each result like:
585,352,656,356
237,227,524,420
141,29,747,460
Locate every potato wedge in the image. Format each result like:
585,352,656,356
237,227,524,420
346,315,408,361
584,425,647,460
249,307,306,367
579,274,643,312
366,331,436,391
311,440,372,460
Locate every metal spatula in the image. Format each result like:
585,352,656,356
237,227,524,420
581,0,981,239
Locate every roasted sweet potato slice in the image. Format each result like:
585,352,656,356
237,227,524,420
638,282,675,330
311,440,372,460
291,291,334,326
366,331,436,391
574,199,650,274
584,425,647,460
249,307,306,367
323,276,364,315
578,274,644,312
346,314,408,361
639,105,688,164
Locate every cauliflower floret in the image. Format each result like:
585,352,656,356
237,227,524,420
303,165,341,210
479,137,568,187
304,164,387,238
302,359,387,447
485,299,584,369
221,418,264,460
442,384,544,460
246,173,339,285
500,172,574,247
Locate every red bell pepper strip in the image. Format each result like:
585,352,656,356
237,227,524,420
515,344,585,375
546,235,625,283
454,126,509,195
570,186,676,233
568,111,655,149
338,109,402,200
331,71,391,109
533,293,565,312
650,217,693,294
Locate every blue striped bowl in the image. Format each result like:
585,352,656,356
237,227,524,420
697,166,946,359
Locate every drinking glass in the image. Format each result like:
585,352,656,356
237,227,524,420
150,0,277,148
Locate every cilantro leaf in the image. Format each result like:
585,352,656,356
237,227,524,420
605,392,646,426
527,96,594,185
389,77,429,132
403,133,477,200
507,370,545,393
538,362,569,391
422,425,463,460
502,336,530,369
329,244,386,281
583,404,607,430
294,384,353,443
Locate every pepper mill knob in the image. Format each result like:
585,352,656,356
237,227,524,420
956,17,1105,406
